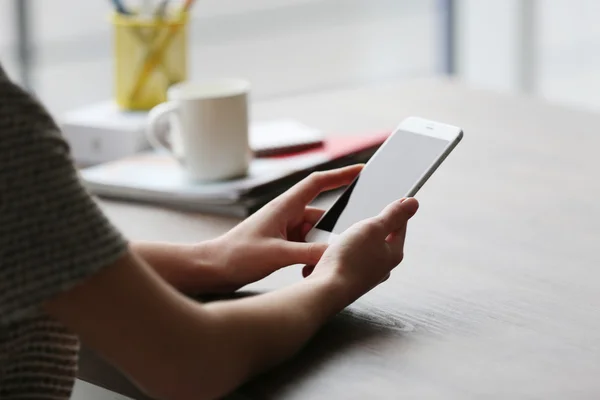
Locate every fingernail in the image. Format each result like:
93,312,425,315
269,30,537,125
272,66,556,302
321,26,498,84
400,198,407,203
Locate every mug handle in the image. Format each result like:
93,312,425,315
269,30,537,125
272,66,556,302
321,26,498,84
146,101,179,154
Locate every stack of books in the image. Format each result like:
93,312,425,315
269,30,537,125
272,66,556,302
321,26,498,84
81,132,389,217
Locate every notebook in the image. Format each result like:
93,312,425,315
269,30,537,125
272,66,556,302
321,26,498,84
250,119,324,156
81,132,389,216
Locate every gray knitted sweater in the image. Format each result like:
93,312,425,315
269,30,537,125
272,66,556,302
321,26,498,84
0,65,127,399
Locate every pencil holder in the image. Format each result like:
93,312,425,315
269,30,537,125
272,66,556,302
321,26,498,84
112,13,188,111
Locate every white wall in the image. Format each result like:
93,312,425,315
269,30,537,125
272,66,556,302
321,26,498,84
6,0,600,112
0,0,436,114
538,0,600,110
455,0,536,93
454,0,600,111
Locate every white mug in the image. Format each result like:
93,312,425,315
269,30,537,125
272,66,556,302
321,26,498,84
146,79,251,181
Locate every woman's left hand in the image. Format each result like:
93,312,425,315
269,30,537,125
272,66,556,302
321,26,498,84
208,165,363,291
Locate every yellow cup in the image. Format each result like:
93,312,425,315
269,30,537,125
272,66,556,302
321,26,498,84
112,13,188,111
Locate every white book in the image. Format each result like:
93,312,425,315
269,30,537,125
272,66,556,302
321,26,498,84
61,100,324,164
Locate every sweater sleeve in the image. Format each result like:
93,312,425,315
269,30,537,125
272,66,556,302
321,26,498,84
0,66,128,325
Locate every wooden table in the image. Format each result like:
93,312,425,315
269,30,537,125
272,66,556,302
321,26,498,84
79,78,600,399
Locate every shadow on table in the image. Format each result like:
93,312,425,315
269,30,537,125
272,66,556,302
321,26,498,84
78,291,404,400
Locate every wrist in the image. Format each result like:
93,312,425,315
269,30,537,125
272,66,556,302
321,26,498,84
188,239,239,293
132,240,235,294
302,270,357,322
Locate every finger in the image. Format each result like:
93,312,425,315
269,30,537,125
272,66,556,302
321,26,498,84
282,165,364,207
289,221,313,243
385,228,407,262
288,208,324,242
295,208,325,241
302,264,315,278
303,207,326,226
281,241,329,266
300,222,313,241
368,272,391,292
380,199,416,260
386,228,407,248
373,198,419,237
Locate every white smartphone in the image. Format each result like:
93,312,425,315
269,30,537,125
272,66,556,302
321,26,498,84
305,116,463,244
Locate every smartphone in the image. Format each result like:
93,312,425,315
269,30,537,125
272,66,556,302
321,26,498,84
305,116,463,244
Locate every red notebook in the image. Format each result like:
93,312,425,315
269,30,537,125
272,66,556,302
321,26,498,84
81,132,389,216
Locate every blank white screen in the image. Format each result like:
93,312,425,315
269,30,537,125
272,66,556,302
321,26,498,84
316,130,449,234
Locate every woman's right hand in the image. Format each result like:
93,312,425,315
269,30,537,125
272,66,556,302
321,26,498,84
308,197,419,304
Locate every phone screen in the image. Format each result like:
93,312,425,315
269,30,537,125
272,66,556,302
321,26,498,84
315,129,451,234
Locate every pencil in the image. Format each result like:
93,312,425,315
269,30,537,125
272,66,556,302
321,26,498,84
128,0,195,102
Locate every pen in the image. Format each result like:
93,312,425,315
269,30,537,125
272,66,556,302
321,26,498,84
154,0,170,19
129,0,196,102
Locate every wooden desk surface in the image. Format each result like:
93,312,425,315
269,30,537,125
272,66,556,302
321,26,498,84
80,78,600,399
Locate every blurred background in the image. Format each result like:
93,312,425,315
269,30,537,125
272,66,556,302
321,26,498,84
2,0,600,116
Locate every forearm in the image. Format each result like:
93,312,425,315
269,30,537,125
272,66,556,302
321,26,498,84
46,249,350,400
132,241,233,293
133,244,349,396
195,274,348,392
148,273,349,399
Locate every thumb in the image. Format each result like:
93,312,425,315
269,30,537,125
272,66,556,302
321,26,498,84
375,198,419,235
280,241,328,266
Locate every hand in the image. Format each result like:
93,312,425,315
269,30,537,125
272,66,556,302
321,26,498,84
308,197,419,303
210,165,364,291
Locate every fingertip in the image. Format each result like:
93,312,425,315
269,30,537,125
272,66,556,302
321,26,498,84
401,198,419,216
375,197,419,233
331,164,363,176
290,241,328,266
343,163,365,178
